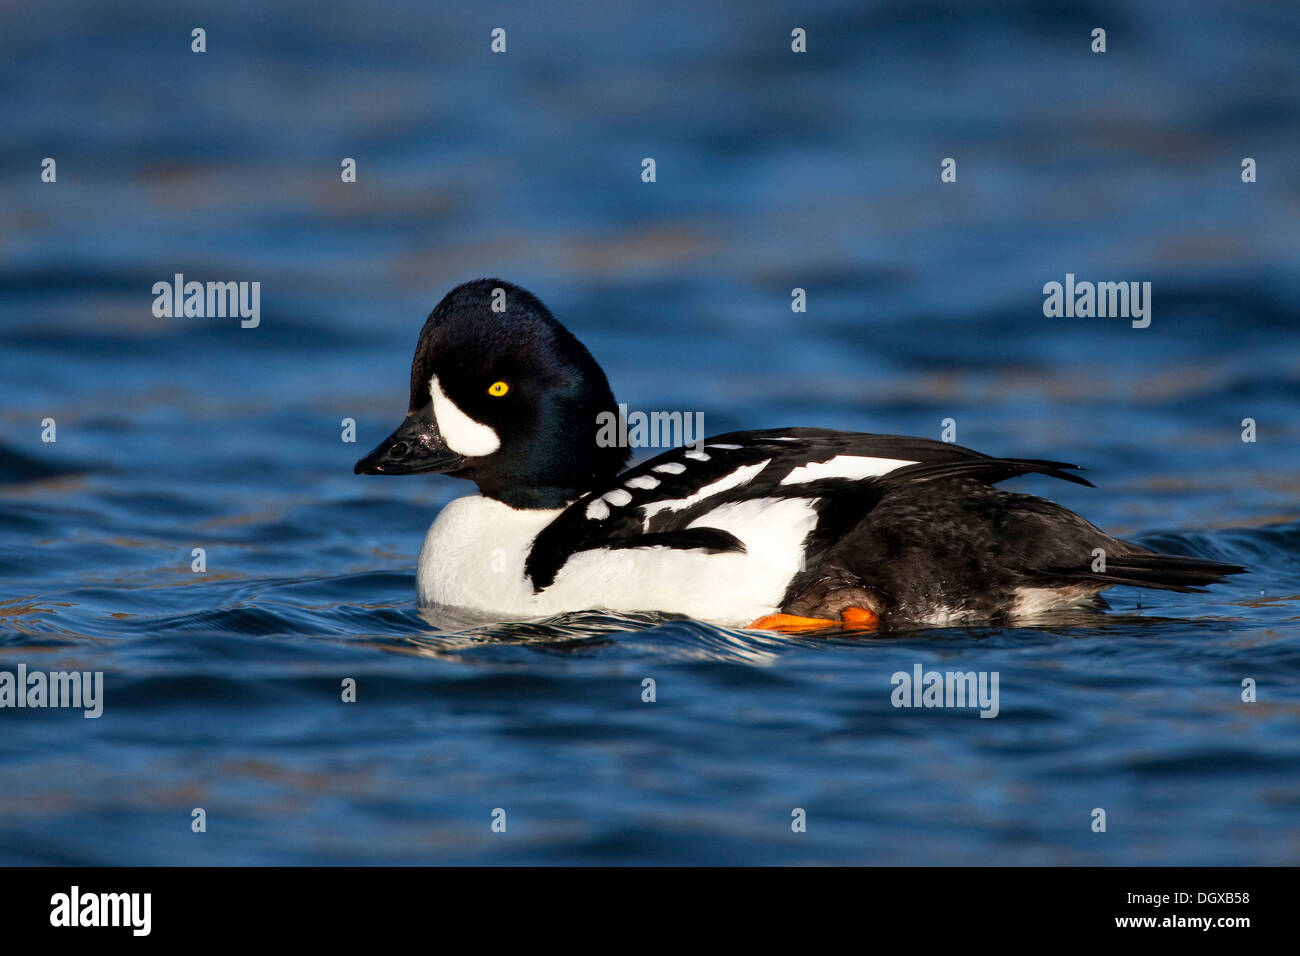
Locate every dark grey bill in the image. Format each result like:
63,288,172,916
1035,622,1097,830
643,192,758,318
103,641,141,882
353,403,464,475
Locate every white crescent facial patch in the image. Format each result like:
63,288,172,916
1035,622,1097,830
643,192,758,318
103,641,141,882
430,375,501,457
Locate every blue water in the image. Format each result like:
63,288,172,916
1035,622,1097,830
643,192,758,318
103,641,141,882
2,0,1299,864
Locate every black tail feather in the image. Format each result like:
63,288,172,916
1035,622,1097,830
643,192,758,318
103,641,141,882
887,456,1095,489
1038,552,1248,593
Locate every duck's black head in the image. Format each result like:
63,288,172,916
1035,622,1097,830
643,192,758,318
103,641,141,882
354,279,629,509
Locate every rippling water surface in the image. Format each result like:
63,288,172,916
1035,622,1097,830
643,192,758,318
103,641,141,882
2,0,1299,864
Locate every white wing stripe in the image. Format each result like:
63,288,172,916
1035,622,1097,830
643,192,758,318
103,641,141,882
779,455,915,485
603,488,633,507
640,459,771,521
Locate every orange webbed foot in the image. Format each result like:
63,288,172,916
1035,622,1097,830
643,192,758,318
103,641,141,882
839,606,879,630
748,607,879,633
747,613,839,633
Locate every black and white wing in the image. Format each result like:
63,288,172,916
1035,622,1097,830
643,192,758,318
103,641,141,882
523,428,1088,590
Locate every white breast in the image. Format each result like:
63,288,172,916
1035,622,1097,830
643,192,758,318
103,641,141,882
416,493,819,627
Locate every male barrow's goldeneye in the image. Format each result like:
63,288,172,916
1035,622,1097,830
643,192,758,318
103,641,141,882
355,279,1245,632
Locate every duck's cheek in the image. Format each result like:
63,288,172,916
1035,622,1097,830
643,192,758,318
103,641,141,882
430,375,501,457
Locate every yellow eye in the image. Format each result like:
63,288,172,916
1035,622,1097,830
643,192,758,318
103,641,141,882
487,381,509,397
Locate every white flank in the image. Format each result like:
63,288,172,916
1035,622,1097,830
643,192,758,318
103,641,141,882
430,375,500,457
780,455,914,485
1011,586,1100,616
417,492,818,627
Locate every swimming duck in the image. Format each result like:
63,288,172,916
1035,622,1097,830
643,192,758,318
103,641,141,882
355,279,1244,631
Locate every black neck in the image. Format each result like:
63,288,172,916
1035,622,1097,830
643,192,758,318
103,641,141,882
476,480,589,510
